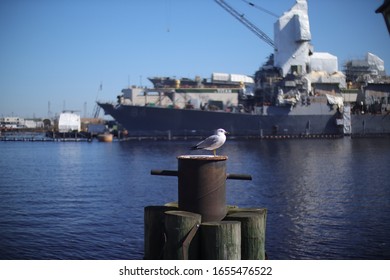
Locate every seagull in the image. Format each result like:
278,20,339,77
190,128,228,156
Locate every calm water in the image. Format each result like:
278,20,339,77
0,137,389,259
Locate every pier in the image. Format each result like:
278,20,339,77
3,129,389,142
146,155,267,260
0,134,93,142
0,137,92,142
0,131,94,142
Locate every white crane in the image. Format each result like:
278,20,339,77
214,0,276,50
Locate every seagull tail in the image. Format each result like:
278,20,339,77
190,145,200,150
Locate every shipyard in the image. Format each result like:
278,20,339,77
97,0,390,139
1,0,390,276
2,0,389,140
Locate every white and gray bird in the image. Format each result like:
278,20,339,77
190,128,228,156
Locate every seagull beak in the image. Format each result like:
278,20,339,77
225,131,229,135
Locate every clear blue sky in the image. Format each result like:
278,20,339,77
1,0,389,118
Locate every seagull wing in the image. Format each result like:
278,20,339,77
191,135,219,150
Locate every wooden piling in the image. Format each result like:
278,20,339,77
224,209,267,260
163,210,201,260
144,205,177,260
200,221,241,260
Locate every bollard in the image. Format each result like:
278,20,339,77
150,155,252,222
151,169,252,180
177,155,228,222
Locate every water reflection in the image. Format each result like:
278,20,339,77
1,138,389,259
221,138,390,259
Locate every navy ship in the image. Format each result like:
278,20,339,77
98,0,390,138
97,72,346,138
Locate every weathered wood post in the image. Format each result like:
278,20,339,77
225,209,267,260
163,210,201,260
144,205,177,260
200,221,241,260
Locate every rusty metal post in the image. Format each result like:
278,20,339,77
177,155,228,222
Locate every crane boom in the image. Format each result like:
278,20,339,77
214,0,275,49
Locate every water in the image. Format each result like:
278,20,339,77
0,138,389,259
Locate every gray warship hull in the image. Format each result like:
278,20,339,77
98,102,346,138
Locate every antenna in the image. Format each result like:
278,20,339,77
84,102,87,118
92,82,103,118
165,0,171,32
48,101,52,118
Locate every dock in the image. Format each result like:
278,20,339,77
0,137,92,142
0,131,93,142
2,130,388,142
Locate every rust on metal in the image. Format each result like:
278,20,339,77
150,154,252,222
177,155,227,222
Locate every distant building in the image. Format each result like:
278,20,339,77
0,117,25,129
0,117,43,129
24,119,37,128
57,111,81,132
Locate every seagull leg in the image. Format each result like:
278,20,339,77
213,149,216,156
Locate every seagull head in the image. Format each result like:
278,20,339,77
216,128,228,135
